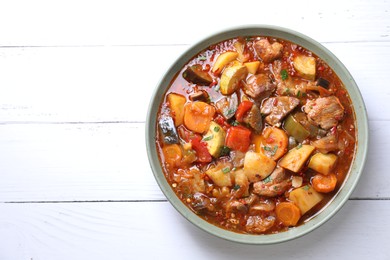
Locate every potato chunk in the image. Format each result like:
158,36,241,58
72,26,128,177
279,145,315,173
212,51,238,75
244,61,260,74
234,169,249,197
167,93,186,126
293,55,316,81
308,153,338,175
243,151,276,182
205,162,233,187
220,62,248,95
289,185,324,215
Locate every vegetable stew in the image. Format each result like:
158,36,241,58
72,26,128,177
156,36,356,234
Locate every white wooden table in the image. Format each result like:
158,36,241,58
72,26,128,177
0,1,389,259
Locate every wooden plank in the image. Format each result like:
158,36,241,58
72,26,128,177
0,121,385,202
0,42,388,123
0,200,388,259
0,0,388,46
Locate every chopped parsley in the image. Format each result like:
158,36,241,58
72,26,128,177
233,184,241,190
296,143,303,149
202,134,213,141
231,120,240,126
198,55,207,61
214,126,220,132
281,69,289,81
222,167,231,174
303,185,310,191
264,145,278,156
284,88,290,95
220,146,231,157
297,90,301,98
226,108,236,117
263,175,272,184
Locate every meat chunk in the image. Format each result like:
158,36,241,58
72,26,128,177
271,60,314,96
249,200,276,214
304,96,345,130
226,199,248,213
311,134,339,153
215,92,238,120
253,167,291,197
243,104,263,134
245,215,275,233
261,96,300,126
254,39,283,63
243,74,275,100
191,192,215,214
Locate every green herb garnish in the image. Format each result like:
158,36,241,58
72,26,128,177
220,146,231,157
296,143,303,149
231,120,240,126
198,55,207,61
303,185,310,191
297,90,301,98
226,108,236,117
263,175,272,184
214,126,220,132
281,69,288,80
264,145,278,156
233,184,241,190
202,134,213,141
222,167,231,174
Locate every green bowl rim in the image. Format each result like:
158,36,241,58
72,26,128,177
145,25,369,244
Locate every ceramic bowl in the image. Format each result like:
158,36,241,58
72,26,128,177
145,25,368,244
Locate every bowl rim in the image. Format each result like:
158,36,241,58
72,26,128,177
145,25,369,244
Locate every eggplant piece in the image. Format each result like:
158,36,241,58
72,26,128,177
159,116,179,144
182,64,213,86
215,92,238,119
189,90,209,102
316,78,330,89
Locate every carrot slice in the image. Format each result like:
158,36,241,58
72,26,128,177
312,173,337,193
162,144,182,168
257,127,288,160
183,101,215,133
276,202,301,227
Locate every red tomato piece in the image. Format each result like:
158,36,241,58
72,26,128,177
190,135,212,163
226,126,252,152
235,101,253,122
